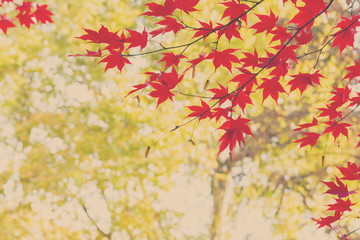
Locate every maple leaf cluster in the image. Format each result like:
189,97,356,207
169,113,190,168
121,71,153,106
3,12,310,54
0,0,53,34
74,0,360,156
313,162,360,230
74,0,360,235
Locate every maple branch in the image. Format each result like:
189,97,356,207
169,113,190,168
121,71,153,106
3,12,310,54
297,15,360,62
229,0,335,115
80,203,112,239
122,0,264,59
340,226,360,239
175,91,213,99
165,0,335,135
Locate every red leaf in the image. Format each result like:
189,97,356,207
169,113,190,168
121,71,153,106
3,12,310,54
239,48,258,69
230,68,257,92
258,76,286,104
158,52,187,68
125,28,148,50
149,82,175,107
323,121,352,140
77,25,120,44
16,13,34,28
322,176,356,198
216,22,242,42
328,86,350,108
98,50,131,72
270,25,292,44
250,10,278,35
150,17,184,37
295,30,313,45
294,132,320,148
212,107,230,121
192,20,213,40
174,0,200,14
337,162,360,181
233,90,253,113
220,0,250,23
207,49,240,72
16,1,32,14
186,100,212,120
208,83,231,106
343,59,360,81
332,15,360,54
349,92,360,107
34,4,53,24
293,117,318,131
317,104,342,120
288,0,326,30
0,14,15,34
142,0,176,17
312,211,342,229
326,198,355,214
288,71,324,95
218,116,253,154
188,52,207,66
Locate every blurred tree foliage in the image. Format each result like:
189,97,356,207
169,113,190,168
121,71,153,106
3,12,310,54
1,0,360,240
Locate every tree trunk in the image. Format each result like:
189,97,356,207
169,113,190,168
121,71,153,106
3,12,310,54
210,165,234,240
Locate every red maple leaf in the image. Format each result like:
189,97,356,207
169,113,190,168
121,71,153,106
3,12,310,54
288,0,326,30
186,100,212,120
16,12,34,28
343,59,360,81
158,52,187,68
188,52,207,66
293,117,318,131
218,116,253,154
323,121,352,140
207,49,240,72
174,0,200,14
288,71,323,95
0,14,15,34
158,68,184,89
220,0,250,23
326,198,355,214
208,83,231,106
230,68,257,91
332,15,360,54
258,76,286,104
270,25,292,44
317,104,342,120
125,28,148,50
328,86,350,108
337,162,360,181
239,48,258,69
349,92,360,107
192,20,213,40
233,90,253,113
150,17,184,37
312,211,342,229
216,22,242,42
294,132,320,148
250,10,278,35
98,50,131,72
77,25,120,44
142,0,176,17
34,4,53,24
322,176,356,198
295,30,313,45
16,1,32,14
212,107,231,121
149,82,175,107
